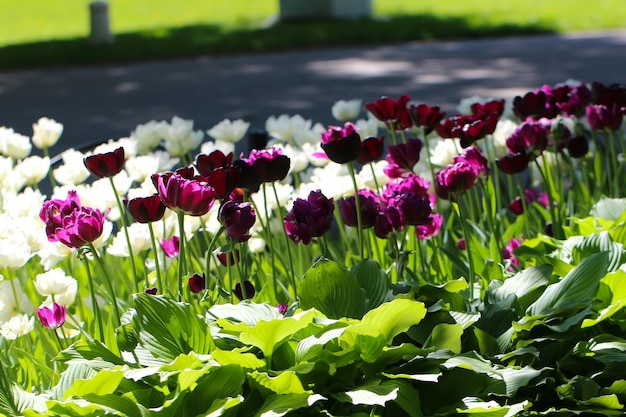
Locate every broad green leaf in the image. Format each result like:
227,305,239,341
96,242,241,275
206,302,282,326
500,366,544,396
360,299,427,344
527,252,609,316
339,323,386,363
132,293,214,363
239,310,316,362
299,257,364,319
202,396,244,417
487,264,551,306
295,326,347,363
183,364,245,417
571,231,626,272
334,381,398,406
64,369,124,398
582,270,626,328
424,323,463,354
81,393,146,417
253,393,326,417
8,385,46,415
56,339,125,369
351,259,391,310
211,348,266,370
249,371,307,395
51,363,97,400
590,197,626,221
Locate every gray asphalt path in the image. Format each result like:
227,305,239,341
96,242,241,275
1,29,625,157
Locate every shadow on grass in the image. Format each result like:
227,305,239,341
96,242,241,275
0,14,556,70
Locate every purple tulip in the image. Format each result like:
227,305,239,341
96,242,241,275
365,95,412,129
357,136,385,164
241,147,291,183
233,280,255,300
409,104,446,134
505,120,550,158
512,90,558,121
415,213,443,240
83,147,125,178
339,190,379,229
591,81,626,108
454,145,490,180
586,103,624,131
152,170,215,216
126,194,166,223
219,200,256,242
39,190,109,249
434,161,478,201
284,190,334,245
385,138,423,176
194,150,233,177
161,236,180,258
36,303,66,329
320,122,362,164
188,273,206,293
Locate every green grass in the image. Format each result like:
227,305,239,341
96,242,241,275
1,0,624,69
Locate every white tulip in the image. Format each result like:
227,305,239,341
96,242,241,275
32,117,63,149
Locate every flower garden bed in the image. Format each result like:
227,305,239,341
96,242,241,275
1,81,626,416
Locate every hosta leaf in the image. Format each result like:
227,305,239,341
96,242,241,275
571,231,626,272
56,339,125,369
210,348,266,370
203,396,244,417
295,326,347,363
249,371,307,395
487,264,552,306
9,385,47,415
424,323,463,354
51,363,97,400
80,393,146,417
334,381,399,406
500,366,544,397
351,259,391,310
590,197,626,221
526,252,609,316
206,302,282,326
183,364,245,416
253,393,326,417
299,257,364,319
582,270,626,328
64,369,124,398
360,299,427,344
132,293,214,363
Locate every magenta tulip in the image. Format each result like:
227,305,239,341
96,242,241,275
36,303,66,329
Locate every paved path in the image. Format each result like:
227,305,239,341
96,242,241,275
1,29,625,157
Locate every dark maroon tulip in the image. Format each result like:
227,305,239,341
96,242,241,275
434,161,477,201
506,120,550,158
391,193,432,226
509,196,525,215
320,122,362,164
586,103,624,131
219,200,256,242
126,194,166,223
231,159,264,192
242,147,291,183
217,250,240,266
152,171,215,216
565,135,589,158
83,147,125,178
188,273,206,293
233,280,255,300
386,138,423,172
436,114,497,148
194,150,233,177
374,205,404,239
409,104,446,134
338,190,379,229
145,287,158,295
512,90,558,121
471,99,505,117
284,190,334,245
549,83,592,116
207,166,239,200
496,153,532,175
365,95,412,129
591,81,626,108
357,136,385,164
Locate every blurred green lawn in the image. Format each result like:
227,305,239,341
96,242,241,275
1,0,624,68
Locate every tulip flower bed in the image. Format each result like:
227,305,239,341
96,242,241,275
2,81,626,416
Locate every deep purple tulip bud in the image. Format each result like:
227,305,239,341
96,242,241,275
161,236,180,258
188,273,206,293
242,147,291,183
284,190,334,245
591,81,626,108
585,103,624,131
217,250,240,266
434,162,478,201
471,99,505,117
36,303,66,329
339,190,379,229
374,205,404,239
365,95,412,129
357,136,385,164
505,120,550,158
409,104,446,134
551,83,592,116
126,194,166,223
83,147,125,178
194,150,233,177
145,287,158,295
231,159,264,192
436,114,496,148
386,138,423,173
207,166,239,200
496,153,532,175
152,172,215,216
394,193,432,226
454,146,490,180
565,135,589,158
320,122,362,164
219,200,256,242
512,90,558,121
233,280,255,300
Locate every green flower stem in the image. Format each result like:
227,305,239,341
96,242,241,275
258,185,279,302
272,182,297,300
588,130,606,193
87,243,121,327
108,177,140,290
536,157,563,239
176,212,187,302
204,226,225,293
515,179,532,238
234,243,249,300
388,122,398,146
347,162,364,259
43,146,58,190
83,254,105,341
147,223,164,294
480,180,503,263
421,128,441,213
368,162,381,197
456,196,476,303
607,129,621,197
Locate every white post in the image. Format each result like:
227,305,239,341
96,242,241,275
89,1,114,45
